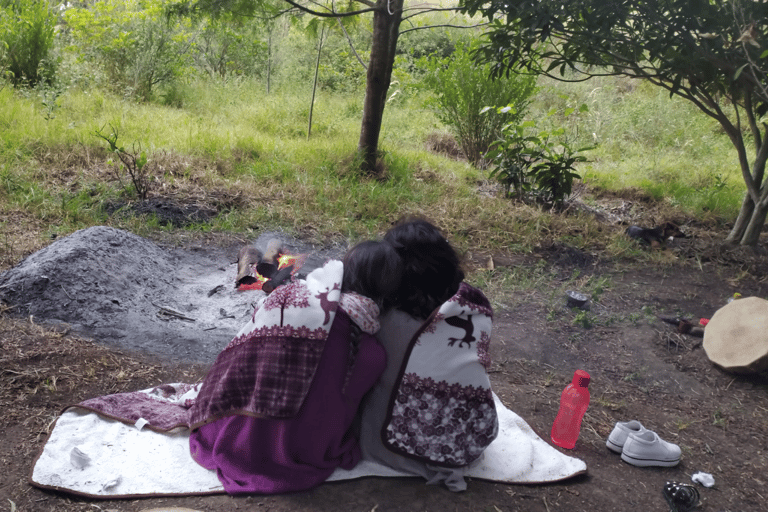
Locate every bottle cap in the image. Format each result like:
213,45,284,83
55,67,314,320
572,369,590,387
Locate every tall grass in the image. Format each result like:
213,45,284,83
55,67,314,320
529,75,743,223
0,78,478,245
0,67,750,272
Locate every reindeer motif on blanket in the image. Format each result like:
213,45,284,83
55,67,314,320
446,311,476,348
315,283,340,326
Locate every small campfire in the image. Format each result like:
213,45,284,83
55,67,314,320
235,239,306,292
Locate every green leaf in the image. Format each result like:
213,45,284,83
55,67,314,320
734,63,749,81
137,152,148,169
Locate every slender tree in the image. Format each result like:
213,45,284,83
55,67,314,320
172,0,480,174
462,0,768,246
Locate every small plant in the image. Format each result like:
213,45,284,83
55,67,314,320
44,375,57,392
572,309,593,329
589,276,610,302
623,368,647,382
485,104,595,209
39,83,64,120
94,124,152,200
627,311,643,326
593,396,625,411
712,409,728,429
418,40,538,167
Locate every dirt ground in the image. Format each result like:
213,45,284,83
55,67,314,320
2,226,768,512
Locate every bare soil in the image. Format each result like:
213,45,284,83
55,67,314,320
2,227,768,512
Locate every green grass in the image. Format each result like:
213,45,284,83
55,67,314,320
1,78,483,251
0,69,752,272
529,76,743,223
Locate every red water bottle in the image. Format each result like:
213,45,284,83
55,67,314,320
551,370,591,449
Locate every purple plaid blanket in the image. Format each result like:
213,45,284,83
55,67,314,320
189,260,343,427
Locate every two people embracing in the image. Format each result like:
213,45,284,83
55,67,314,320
188,218,498,494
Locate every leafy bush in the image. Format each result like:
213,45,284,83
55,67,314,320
0,0,57,86
396,25,457,74
64,0,194,101
192,17,269,80
395,9,478,76
305,16,369,94
319,44,368,93
419,40,538,167
486,105,595,209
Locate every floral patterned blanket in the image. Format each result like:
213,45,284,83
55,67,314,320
383,283,497,467
189,260,344,427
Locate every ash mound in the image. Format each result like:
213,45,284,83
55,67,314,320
0,226,347,363
0,226,256,363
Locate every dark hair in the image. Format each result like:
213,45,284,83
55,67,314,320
384,217,464,319
342,240,403,310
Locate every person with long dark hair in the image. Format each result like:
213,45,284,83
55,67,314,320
359,218,498,492
188,240,402,494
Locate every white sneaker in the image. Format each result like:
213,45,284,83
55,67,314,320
621,430,681,467
606,420,646,453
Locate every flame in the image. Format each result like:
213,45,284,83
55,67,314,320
237,252,306,291
278,253,305,269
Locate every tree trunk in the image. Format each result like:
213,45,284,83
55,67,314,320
724,115,768,246
308,25,325,140
739,199,768,246
267,30,272,95
357,0,403,174
726,193,755,244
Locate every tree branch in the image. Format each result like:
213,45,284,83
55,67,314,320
280,0,377,18
337,17,367,70
401,5,463,21
399,22,489,35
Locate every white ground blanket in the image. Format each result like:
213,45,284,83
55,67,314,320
30,394,586,498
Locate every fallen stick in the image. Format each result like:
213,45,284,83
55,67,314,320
153,305,196,322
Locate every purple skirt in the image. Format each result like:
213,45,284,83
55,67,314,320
190,312,386,494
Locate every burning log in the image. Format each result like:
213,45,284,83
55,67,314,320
235,239,306,292
255,239,285,279
235,246,263,287
262,265,294,293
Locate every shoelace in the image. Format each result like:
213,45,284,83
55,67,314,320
663,481,700,512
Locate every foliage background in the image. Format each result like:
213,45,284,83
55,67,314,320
0,0,748,266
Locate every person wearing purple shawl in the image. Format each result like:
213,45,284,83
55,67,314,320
189,241,402,494
358,218,498,492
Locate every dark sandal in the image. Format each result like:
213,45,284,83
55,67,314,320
663,481,700,512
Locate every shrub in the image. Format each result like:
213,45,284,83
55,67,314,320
395,10,476,76
486,105,595,209
64,0,194,101
192,17,269,80
418,40,538,167
0,0,57,86
95,124,153,200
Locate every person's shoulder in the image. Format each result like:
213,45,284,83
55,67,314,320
455,282,491,309
380,309,427,328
